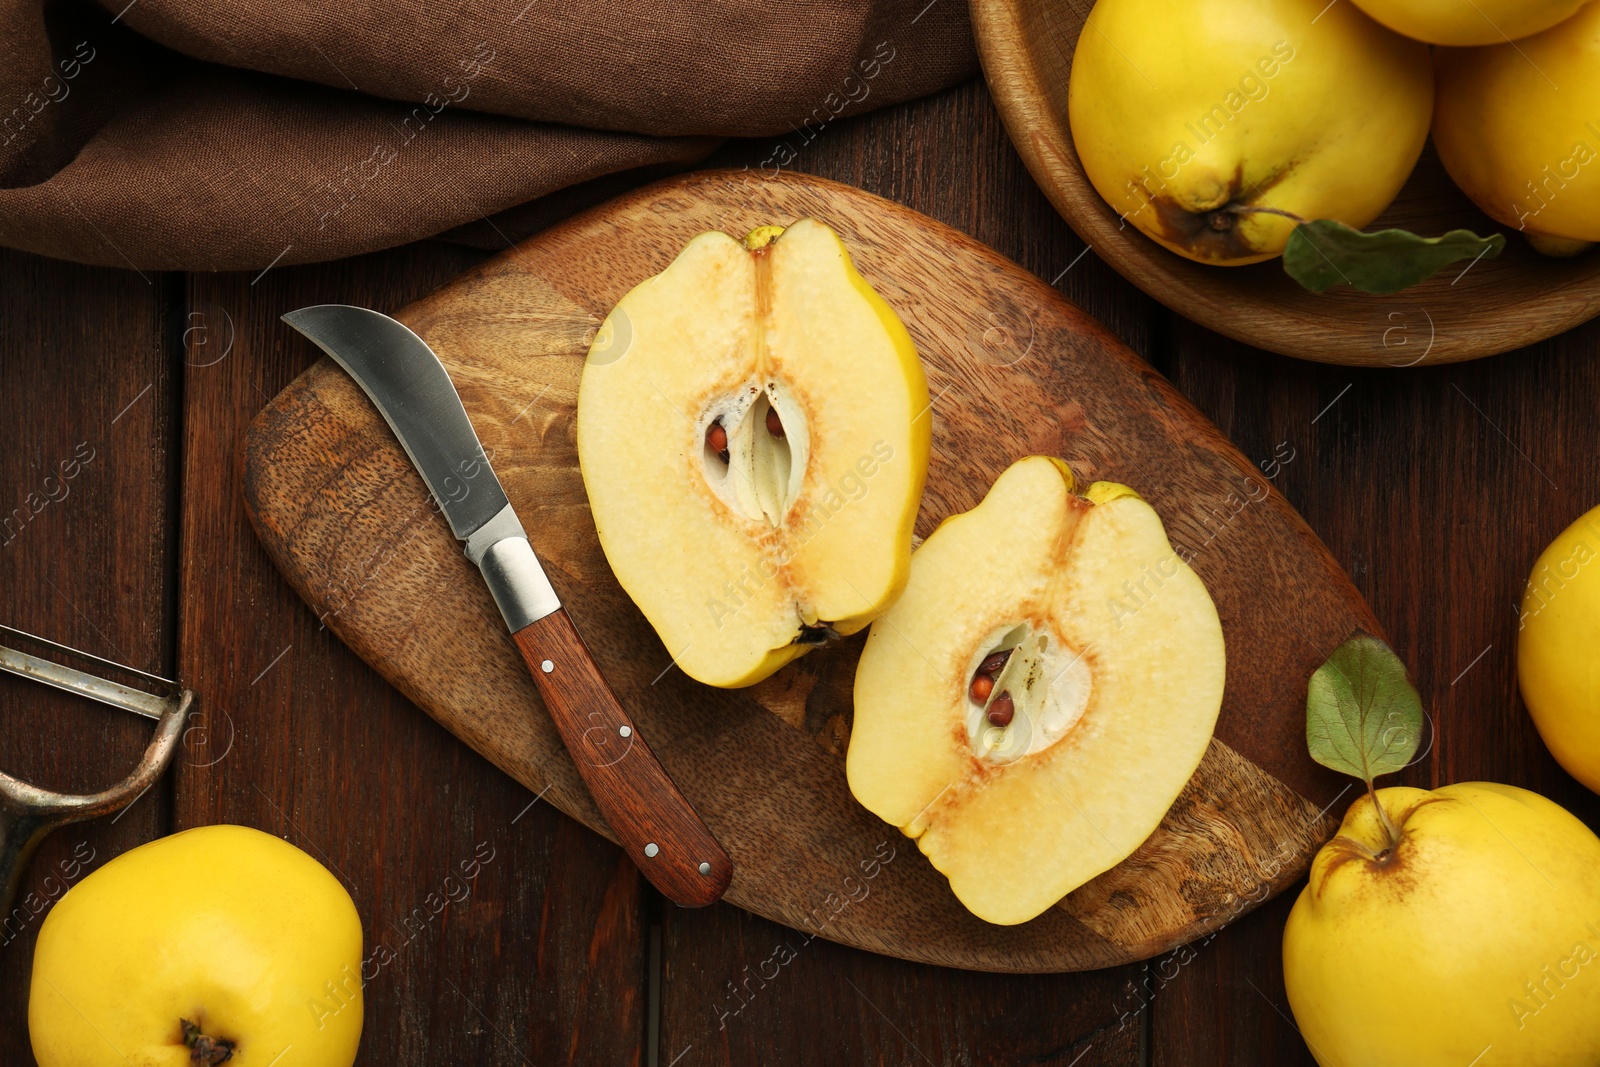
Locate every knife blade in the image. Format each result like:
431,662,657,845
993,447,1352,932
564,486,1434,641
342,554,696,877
282,304,732,907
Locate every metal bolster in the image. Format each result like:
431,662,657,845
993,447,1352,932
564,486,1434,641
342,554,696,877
462,503,525,565
463,503,562,631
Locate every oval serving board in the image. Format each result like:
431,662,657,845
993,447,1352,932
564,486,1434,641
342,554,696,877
971,0,1600,367
244,169,1374,972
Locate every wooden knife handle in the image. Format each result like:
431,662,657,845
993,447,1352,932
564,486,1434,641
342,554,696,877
512,609,732,907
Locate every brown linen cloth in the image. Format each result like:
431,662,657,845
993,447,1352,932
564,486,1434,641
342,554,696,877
0,0,975,270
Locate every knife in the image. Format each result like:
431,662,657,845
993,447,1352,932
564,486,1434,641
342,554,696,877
282,304,732,907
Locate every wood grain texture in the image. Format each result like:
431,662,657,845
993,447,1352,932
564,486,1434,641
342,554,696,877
175,250,648,1067
0,251,178,1060
661,893,1147,1066
242,168,1375,972
970,0,1600,367
513,611,732,907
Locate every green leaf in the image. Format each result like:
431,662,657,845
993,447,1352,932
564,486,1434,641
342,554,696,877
1306,632,1423,784
1283,220,1505,295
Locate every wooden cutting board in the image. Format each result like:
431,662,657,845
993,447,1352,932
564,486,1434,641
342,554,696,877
243,170,1375,972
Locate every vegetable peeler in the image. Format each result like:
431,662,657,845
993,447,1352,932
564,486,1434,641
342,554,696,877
0,624,193,922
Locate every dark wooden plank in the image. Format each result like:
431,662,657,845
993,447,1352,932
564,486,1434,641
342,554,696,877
662,901,1145,1066
0,250,176,1061
1412,338,1600,814
1144,894,1305,1066
174,245,648,1067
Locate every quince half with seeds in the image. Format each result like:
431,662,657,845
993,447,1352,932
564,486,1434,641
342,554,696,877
578,220,930,688
847,456,1225,924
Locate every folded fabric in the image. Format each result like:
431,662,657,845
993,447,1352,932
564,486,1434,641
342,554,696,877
0,0,976,270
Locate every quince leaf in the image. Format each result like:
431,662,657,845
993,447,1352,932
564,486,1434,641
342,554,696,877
1306,632,1422,785
1284,220,1505,295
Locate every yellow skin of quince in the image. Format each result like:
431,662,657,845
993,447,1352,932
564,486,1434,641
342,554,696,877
1350,0,1590,46
1284,783,1600,1067
1434,1,1600,251
1519,504,1600,792
1067,0,1433,265
30,824,364,1067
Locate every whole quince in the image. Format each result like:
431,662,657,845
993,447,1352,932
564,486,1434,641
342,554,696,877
1519,504,1600,790
1068,0,1433,264
1284,783,1600,1066
30,824,363,1067
1351,0,1589,45
1434,1,1600,256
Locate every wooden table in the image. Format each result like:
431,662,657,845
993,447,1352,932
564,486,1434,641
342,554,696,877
3,77,1597,1067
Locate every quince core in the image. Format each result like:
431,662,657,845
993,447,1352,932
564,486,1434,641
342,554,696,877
578,219,930,688
847,457,1226,925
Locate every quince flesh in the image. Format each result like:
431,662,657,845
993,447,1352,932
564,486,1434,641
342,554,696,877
847,457,1225,925
578,219,930,688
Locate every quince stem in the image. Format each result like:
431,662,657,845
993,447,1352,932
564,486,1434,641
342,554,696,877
1226,204,1309,225
180,1018,235,1065
1366,779,1401,855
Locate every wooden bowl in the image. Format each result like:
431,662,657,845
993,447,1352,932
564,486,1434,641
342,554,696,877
971,0,1600,366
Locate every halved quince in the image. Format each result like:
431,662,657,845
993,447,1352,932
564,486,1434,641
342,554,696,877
577,220,930,688
847,457,1225,925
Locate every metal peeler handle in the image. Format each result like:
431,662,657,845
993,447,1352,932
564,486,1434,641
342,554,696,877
0,692,191,921
0,628,195,922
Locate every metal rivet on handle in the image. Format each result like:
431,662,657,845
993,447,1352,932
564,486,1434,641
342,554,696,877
540,660,553,673
643,842,660,858
619,725,632,738
698,862,712,876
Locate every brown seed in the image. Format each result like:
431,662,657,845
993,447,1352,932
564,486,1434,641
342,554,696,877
978,649,1012,676
987,692,1015,728
766,407,785,438
706,421,728,456
969,673,994,703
